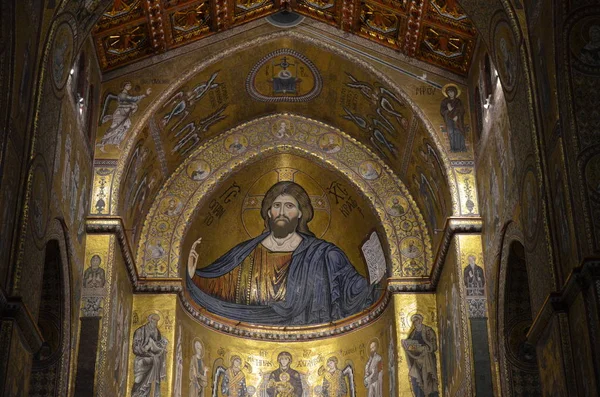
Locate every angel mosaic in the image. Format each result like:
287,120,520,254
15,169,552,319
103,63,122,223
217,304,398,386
97,82,151,151
213,355,255,397
316,356,355,397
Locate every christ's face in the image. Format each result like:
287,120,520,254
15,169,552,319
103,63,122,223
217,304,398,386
269,194,302,238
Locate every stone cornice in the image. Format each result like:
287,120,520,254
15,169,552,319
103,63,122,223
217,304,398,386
527,257,600,343
428,217,483,288
86,217,183,293
0,287,44,353
89,216,484,294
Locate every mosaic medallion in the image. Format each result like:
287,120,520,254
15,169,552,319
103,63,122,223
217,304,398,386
246,49,322,103
51,22,74,90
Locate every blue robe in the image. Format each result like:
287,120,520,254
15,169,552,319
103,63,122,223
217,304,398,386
187,232,379,325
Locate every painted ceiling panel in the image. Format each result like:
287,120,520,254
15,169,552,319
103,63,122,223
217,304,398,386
92,0,477,74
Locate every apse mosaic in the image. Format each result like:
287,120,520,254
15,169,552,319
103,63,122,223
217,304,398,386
185,155,387,326
137,114,433,289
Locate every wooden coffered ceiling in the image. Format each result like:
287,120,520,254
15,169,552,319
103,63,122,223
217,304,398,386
93,0,477,75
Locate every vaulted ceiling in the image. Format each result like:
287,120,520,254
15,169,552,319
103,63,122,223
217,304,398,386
92,0,477,75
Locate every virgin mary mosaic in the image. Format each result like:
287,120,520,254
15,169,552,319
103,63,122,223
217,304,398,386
186,181,384,326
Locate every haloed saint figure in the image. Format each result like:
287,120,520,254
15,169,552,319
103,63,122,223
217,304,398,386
187,181,381,325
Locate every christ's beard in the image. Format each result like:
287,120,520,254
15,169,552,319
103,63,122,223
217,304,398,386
270,216,299,238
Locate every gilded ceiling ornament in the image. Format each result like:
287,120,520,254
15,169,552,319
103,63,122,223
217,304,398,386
105,25,147,55
103,0,140,18
172,3,210,32
423,28,465,58
360,3,399,35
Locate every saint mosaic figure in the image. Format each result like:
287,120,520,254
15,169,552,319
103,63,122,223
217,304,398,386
221,356,249,397
266,352,303,397
187,181,381,325
402,314,439,397
580,25,600,66
463,255,485,296
189,340,209,397
83,254,106,288
363,341,383,397
131,314,168,397
439,85,466,152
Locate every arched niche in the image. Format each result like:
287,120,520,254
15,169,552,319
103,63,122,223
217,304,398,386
109,32,457,254
136,114,433,287
28,219,73,396
497,229,542,396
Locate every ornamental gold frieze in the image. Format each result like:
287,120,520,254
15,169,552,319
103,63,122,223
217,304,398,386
136,114,433,280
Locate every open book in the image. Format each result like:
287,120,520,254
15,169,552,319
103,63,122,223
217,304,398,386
361,231,386,285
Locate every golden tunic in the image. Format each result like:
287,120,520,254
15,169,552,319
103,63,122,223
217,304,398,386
195,244,292,305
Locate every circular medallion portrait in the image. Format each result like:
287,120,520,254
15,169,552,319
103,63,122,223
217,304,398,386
492,19,519,94
385,195,408,217
358,160,381,180
521,169,539,242
224,134,248,155
570,16,600,74
400,236,423,259
186,160,211,181
318,133,343,154
160,196,184,217
51,22,74,90
271,119,295,139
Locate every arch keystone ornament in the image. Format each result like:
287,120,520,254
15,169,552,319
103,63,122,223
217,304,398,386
246,49,323,103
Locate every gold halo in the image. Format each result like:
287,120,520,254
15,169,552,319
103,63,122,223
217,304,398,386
139,309,164,326
191,337,205,358
367,337,381,351
441,83,461,98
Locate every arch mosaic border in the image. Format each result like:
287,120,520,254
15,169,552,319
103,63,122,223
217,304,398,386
137,114,433,281
108,30,460,221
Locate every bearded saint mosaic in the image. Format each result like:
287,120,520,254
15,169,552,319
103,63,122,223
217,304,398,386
186,181,384,326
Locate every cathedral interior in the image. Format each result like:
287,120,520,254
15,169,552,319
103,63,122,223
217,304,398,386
1,0,600,396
